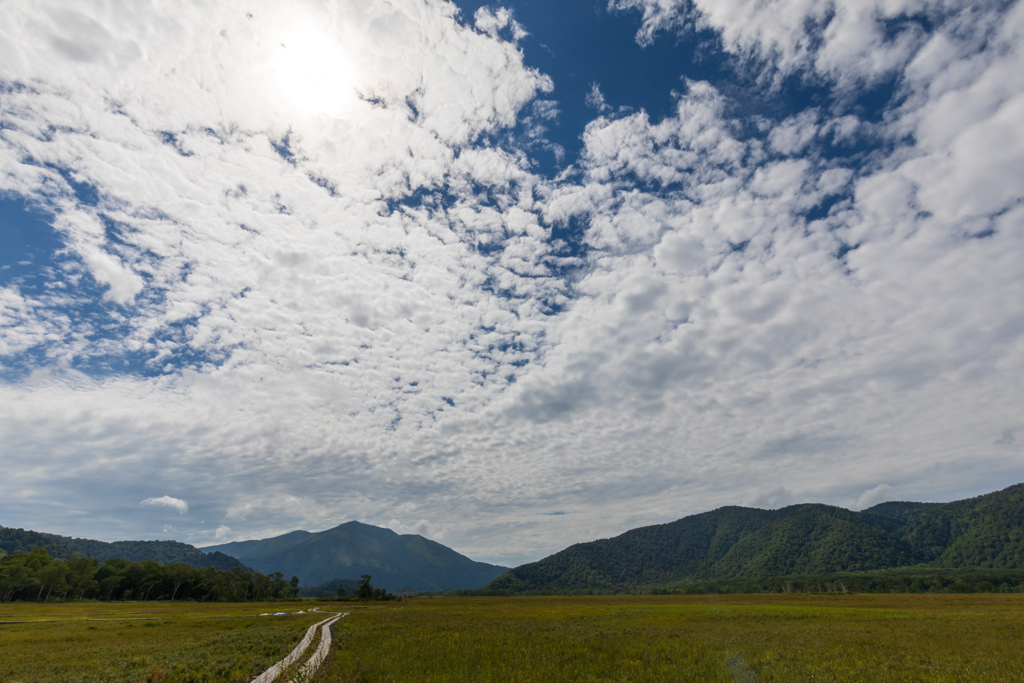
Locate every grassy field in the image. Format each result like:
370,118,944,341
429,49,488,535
6,595,1024,681
315,594,1024,682
0,601,326,683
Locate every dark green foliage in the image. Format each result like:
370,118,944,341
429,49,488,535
298,577,363,598
354,573,396,601
0,526,246,571
486,483,1024,594
666,567,1024,594
0,547,298,602
0,527,74,560
203,520,508,591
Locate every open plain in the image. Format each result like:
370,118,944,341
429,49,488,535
5,594,1024,681
317,594,1024,682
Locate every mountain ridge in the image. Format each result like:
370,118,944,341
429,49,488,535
484,483,1024,594
0,525,246,571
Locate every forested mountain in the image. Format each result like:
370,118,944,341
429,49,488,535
0,526,245,571
203,521,507,591
1,546,296,603
486,483,1024,594
0,527,71,559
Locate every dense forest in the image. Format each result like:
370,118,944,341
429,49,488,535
0,547,299,603
0,526,245,570
484,483,1024,594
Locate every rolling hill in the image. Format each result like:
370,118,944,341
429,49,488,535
0,525,245,570
486,483,1024,594
203,520,508,591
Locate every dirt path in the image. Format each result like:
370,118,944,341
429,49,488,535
251,611,348,683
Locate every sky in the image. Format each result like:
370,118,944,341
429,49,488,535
0,0,1022,568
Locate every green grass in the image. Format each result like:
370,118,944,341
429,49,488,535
0,601,327,683
315,595,1024,682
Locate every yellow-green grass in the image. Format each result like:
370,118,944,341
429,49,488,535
0,601,327,683
316,594,1024,682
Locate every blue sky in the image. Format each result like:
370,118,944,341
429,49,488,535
1,0,1023,566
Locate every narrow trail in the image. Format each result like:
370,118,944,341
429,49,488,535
251,610,349,683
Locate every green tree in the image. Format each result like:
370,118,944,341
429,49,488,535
357,574,374,600
67,556,98,600
166,563,193,601
37,561,68,602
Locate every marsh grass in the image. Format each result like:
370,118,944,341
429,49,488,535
0,601,325,683
315,594,1024,682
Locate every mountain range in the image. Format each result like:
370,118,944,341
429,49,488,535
484,483,1024,594
203,521,508,591
7,483,1024,596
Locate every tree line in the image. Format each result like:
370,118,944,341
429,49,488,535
663,568,1024,595
0,547,300,603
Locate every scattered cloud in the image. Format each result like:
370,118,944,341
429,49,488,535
0,0,1021,567
610,0,974,88
474,6,528,42
225,503,253,521
585,83,610,112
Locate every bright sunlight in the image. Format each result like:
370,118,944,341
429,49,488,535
272,24,355,115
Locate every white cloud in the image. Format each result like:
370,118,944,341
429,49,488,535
474,6,528,42
225,503,253,521
610,0,997,89
141,496,189,515
855,484,896,510
585,83,610,112
768,110,819,156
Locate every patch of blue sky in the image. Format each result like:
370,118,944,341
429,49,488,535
453,0,727,170
447,0,914,275
452,0,912,171
0,196,62,296
0,197,232,379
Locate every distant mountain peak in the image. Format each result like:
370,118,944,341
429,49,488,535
203,519,506,591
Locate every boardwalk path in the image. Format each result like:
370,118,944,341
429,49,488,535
251,611,349,683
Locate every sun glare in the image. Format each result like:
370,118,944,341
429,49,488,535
273,26,356,115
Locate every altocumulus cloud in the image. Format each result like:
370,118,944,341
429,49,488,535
0,0,1022,566
140,496,189,516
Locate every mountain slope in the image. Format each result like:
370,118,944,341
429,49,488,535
203,521,507,591
0,526,245,570
206,530,313,561
487,483,1024,594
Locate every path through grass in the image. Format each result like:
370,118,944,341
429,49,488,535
0,601,326,683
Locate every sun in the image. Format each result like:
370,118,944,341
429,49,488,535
272,25,356,116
